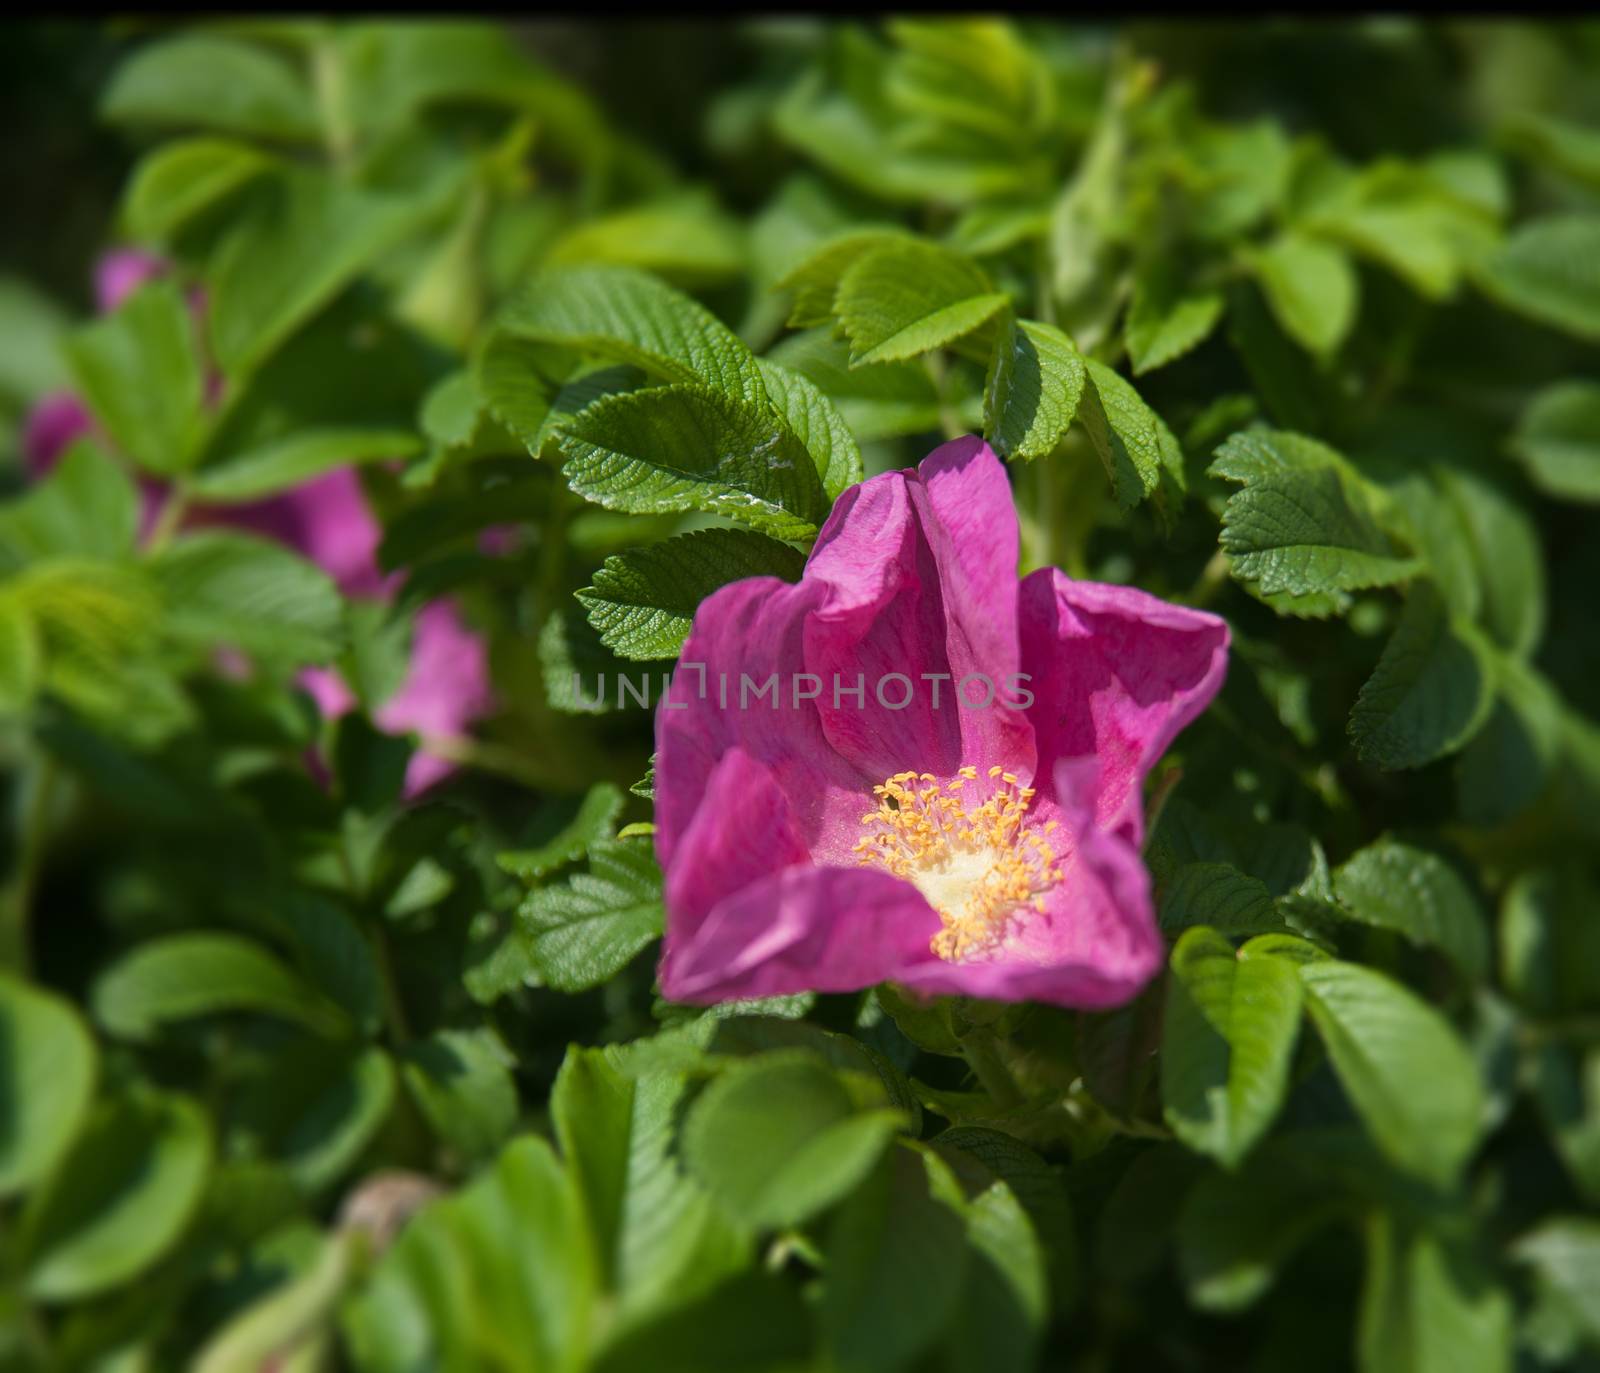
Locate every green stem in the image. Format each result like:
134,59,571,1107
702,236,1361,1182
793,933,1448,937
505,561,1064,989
962,1032,1024,1110
1,753,55,975
924,354,964,441
313,34,357,175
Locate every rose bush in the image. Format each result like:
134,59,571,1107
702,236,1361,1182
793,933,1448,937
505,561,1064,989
2,17,1600,1373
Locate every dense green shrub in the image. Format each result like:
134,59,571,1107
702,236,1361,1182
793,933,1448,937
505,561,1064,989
3,18,1600,1371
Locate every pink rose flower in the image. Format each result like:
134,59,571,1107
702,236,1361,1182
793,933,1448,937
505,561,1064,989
654,437,1229,1008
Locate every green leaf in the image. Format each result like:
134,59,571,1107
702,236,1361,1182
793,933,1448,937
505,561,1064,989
1499,867,1600,1017
1216,441,1419,605
984,317,1086,461
558,383,828,539
22,1090,213,1302
497,782,625,882
92,933,349,1041
819,1145,969,1373
342,1135,597,1371
0,975,97,1198
210,171,433,377
1513,1218,1600,1346
101,34,318,142
1176,1141,1348,1312
1081,360,1187,513
1299,960,1484,1188
401,1030,519,1166
1480,214,1600,342
192,1230,352,1373
1125,269,1224,375
776,229,911,329
1332,839,1490,981
65,281,206,477
500,265,769,406
765,328,943,442
551,1047,747,1318
1512,381,1600,504
1358,1212,1513,1373
1456,651,1563,826
121,136,276,244
0,445,141,567
546,193,746,286
755,355,863,500
1247,232,1358,355
1505,111,1600,190
835,240,1009,365
1158,863,1283,937
242,1044,396,1195
576,529,806,661
190,428,422,502
150,531,343,665
681,1051,905,1230
518,838,664,992
1431,467,1545,659
1349,581,1494,769
1159,927,1305,1168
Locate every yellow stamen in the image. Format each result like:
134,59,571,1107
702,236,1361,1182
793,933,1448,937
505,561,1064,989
854,765,1064,962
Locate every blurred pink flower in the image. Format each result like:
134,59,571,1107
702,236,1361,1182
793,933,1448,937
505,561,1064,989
19,248,494,798
94,248,166,313
654,437,1229,1008
22,392,93,477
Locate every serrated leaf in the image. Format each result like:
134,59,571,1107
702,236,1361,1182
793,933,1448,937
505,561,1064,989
558,383,828,538
835,240,1009,365
1299,960,1484,1188
755,355,863,500
150,531,343,664
1512,381,1600,504
518,838,663,991
1433,467,1544,659
551,1047,747,1319
1505,111,1600,189
65,281,206,477
776,230,912,329
190,428,422,502
1077,360,1170,509
984,317,1085,461
576,529,805,661
1481,214,1600,342
501,264,768,406
1349,581,1494,769
1247,232,1358,355
1158,863,1283,937
1331,839,1490,981
1219,463,1419,601
1160,927,1305,1168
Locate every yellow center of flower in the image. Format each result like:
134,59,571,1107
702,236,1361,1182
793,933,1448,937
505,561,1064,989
852,765,1063,962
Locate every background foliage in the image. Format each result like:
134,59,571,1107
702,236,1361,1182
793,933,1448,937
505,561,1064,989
3,17,1600,1371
